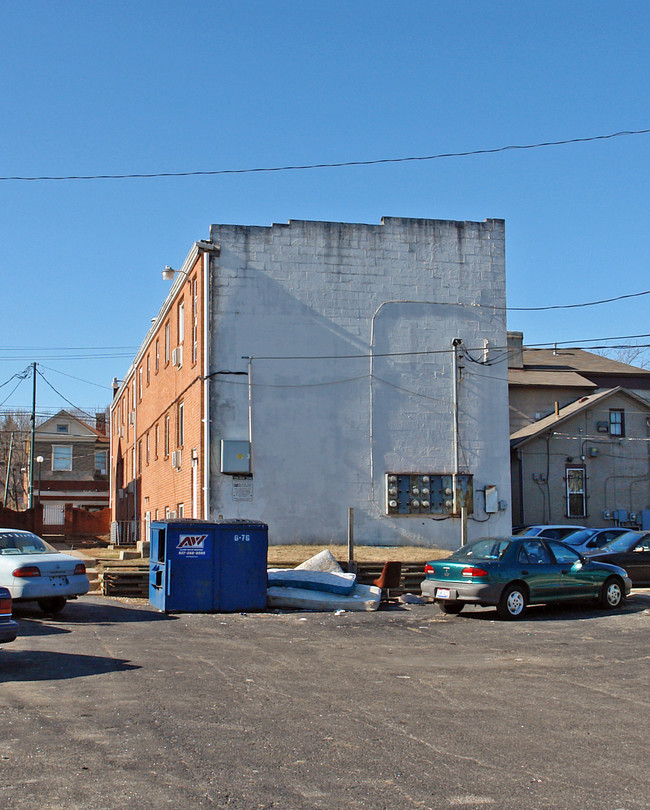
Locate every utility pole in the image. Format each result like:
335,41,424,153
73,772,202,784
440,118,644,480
28,362,37,509
3,431,14,508
451,339,467,545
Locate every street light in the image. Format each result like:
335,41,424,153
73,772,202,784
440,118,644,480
36,456,44,505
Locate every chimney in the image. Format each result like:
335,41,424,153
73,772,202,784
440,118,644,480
95,412,106,435
507,331,524,369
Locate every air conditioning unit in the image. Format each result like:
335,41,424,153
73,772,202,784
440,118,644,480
172,346,183,367
596,421,609,433
171,450,182,469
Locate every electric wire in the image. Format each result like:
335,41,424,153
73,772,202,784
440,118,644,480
2,128,648,182
35,368,97,421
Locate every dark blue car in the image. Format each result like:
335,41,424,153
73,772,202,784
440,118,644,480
0,585,18,644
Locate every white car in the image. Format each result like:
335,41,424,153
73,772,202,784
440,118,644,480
0,529,89,614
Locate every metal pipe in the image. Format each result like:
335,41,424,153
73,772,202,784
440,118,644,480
203,250,211,520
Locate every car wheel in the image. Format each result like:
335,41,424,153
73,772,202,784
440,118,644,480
439,601,464,614
599,577,625,610
38,597,67,615
497,584,527,620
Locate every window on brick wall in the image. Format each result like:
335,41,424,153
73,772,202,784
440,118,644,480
165,323,170,364
178,402,184,447
146,354,150,385
192,278,198,364
178,300,185,345
164,415,170,457
155,339,160,372
155,423,159,459
52,445,72,471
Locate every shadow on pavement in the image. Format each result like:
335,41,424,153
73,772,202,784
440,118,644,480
0,649,139,682
12,597,175,629
456,594,650,622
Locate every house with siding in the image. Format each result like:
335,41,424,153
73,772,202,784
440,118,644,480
110,217,512,549
28,410,109,534
508,333,650,529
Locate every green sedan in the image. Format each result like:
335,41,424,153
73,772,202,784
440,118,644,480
421,536,631,619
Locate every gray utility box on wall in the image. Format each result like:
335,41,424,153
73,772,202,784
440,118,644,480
221,440,251,474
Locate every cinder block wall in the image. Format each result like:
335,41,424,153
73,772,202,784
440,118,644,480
208,218,511,549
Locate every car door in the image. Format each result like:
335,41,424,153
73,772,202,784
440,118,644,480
516,540,558,600
613,536,650,586
545,540,598,599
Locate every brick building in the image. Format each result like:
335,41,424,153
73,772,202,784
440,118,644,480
110,218,512,549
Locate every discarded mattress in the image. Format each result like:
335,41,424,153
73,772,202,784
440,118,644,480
267,568,356,596
267,583,381,612
294,549,344,573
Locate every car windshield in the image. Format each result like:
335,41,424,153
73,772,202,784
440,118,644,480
599,532,643,553
450,539,511,560
0,532,58,555
561,530,594,546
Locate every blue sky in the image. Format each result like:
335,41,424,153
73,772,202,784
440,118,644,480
1,0,649,415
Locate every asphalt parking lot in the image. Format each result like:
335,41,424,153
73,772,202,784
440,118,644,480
2,593,649,810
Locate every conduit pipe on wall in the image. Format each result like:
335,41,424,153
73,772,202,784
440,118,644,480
203,250,211,520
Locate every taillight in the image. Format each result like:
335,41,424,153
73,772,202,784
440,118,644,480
12,565,41,578
74,563,86,575
0,595,12,615
462,566,488,577
424,563,435,574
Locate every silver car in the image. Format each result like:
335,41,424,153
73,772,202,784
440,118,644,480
0,529,89,614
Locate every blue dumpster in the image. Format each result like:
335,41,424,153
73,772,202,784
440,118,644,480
148,519,268,613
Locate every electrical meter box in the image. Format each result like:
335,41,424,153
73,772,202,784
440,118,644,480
149,519,268,613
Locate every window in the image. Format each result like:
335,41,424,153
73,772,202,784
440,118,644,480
155,423,159,459
518,540,552,565
192,278,198,364
609,409,625,437
94,450,107,475
178,300,185,345
146,433,150,465
56,423,69,434
165,323,170,364
146,354,150,385
566,467,586,518
164,415,170,457
177,503,184,518
138,367,143,400
178,402,184,447
546,541,581,565
155,339,160,372
52,445,73,471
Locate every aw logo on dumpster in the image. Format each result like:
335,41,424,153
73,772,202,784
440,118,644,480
177,534,208,557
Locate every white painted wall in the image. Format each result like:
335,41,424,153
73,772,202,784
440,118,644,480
207,218,511,549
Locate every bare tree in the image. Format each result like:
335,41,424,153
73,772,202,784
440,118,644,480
0,411,31,509
593,344,650,370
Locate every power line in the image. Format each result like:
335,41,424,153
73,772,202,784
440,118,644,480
1,128,649,182
506,289,650,311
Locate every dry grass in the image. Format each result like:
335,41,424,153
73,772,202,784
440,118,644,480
267,544,450,565
79,543,451,565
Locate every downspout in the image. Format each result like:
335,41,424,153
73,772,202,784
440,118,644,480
517,447,525,526
203,250,211,520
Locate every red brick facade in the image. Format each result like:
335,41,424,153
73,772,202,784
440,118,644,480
110,247,209,540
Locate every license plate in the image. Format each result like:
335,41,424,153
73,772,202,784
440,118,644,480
49,576,69,587
436,588,451,599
